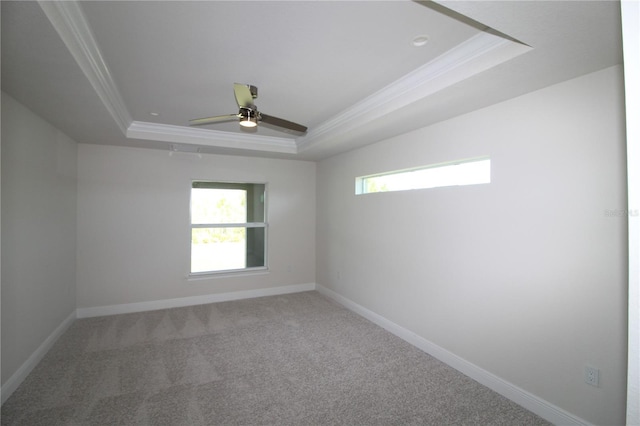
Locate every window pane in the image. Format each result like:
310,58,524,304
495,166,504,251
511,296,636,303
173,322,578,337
245,184,266,223
246,227,266,268
191,188,246,224
357,158,490,194
191,228,246,272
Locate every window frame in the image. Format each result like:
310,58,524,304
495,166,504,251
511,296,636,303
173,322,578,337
188,180,268,278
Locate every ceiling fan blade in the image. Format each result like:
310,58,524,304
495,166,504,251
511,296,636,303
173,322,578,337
233,83,256,108
189,114,239,126
260,113,308,134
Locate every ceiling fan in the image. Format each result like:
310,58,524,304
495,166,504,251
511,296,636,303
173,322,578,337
189,83,308,134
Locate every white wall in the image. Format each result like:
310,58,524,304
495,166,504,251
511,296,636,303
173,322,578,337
1,92,77,388
76,144,315,309
621,1,640,423
316,65,627,425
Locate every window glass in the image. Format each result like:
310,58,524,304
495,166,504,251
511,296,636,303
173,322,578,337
356,157,490,195
191,188,246,224
190,182,266,274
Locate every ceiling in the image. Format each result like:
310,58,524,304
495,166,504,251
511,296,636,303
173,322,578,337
1,1,623,161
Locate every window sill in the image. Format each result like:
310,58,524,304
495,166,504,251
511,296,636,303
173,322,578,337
187,267,269,281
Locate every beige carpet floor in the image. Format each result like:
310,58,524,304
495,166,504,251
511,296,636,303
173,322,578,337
1,291,550,425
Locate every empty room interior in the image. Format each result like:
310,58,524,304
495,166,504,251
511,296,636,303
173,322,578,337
2,1,639,425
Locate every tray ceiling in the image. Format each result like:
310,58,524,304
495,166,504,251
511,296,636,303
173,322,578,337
1,1,623,160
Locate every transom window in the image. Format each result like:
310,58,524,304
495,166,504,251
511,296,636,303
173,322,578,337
190,182,267,275
355,157,490,195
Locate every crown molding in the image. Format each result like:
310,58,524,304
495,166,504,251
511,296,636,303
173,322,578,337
127,121,298,154
296,31,532,152
38,1,132,134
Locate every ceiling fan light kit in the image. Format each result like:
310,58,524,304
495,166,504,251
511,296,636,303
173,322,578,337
189,83,307,134
239,108,258,128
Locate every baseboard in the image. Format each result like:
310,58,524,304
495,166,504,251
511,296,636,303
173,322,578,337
76,283,317,318
1,310,76,405
316,284,590,426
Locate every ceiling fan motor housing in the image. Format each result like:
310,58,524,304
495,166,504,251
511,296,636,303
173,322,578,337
247,85,258,99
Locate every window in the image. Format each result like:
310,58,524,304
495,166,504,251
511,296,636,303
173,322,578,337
190,182,267,275
355,157,490,195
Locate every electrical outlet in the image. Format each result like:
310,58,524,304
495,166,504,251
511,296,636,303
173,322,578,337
585,365,599,387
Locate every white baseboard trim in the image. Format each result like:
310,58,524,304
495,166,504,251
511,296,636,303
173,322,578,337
76,283,317,318
1,310,77,405
316,284,590,426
